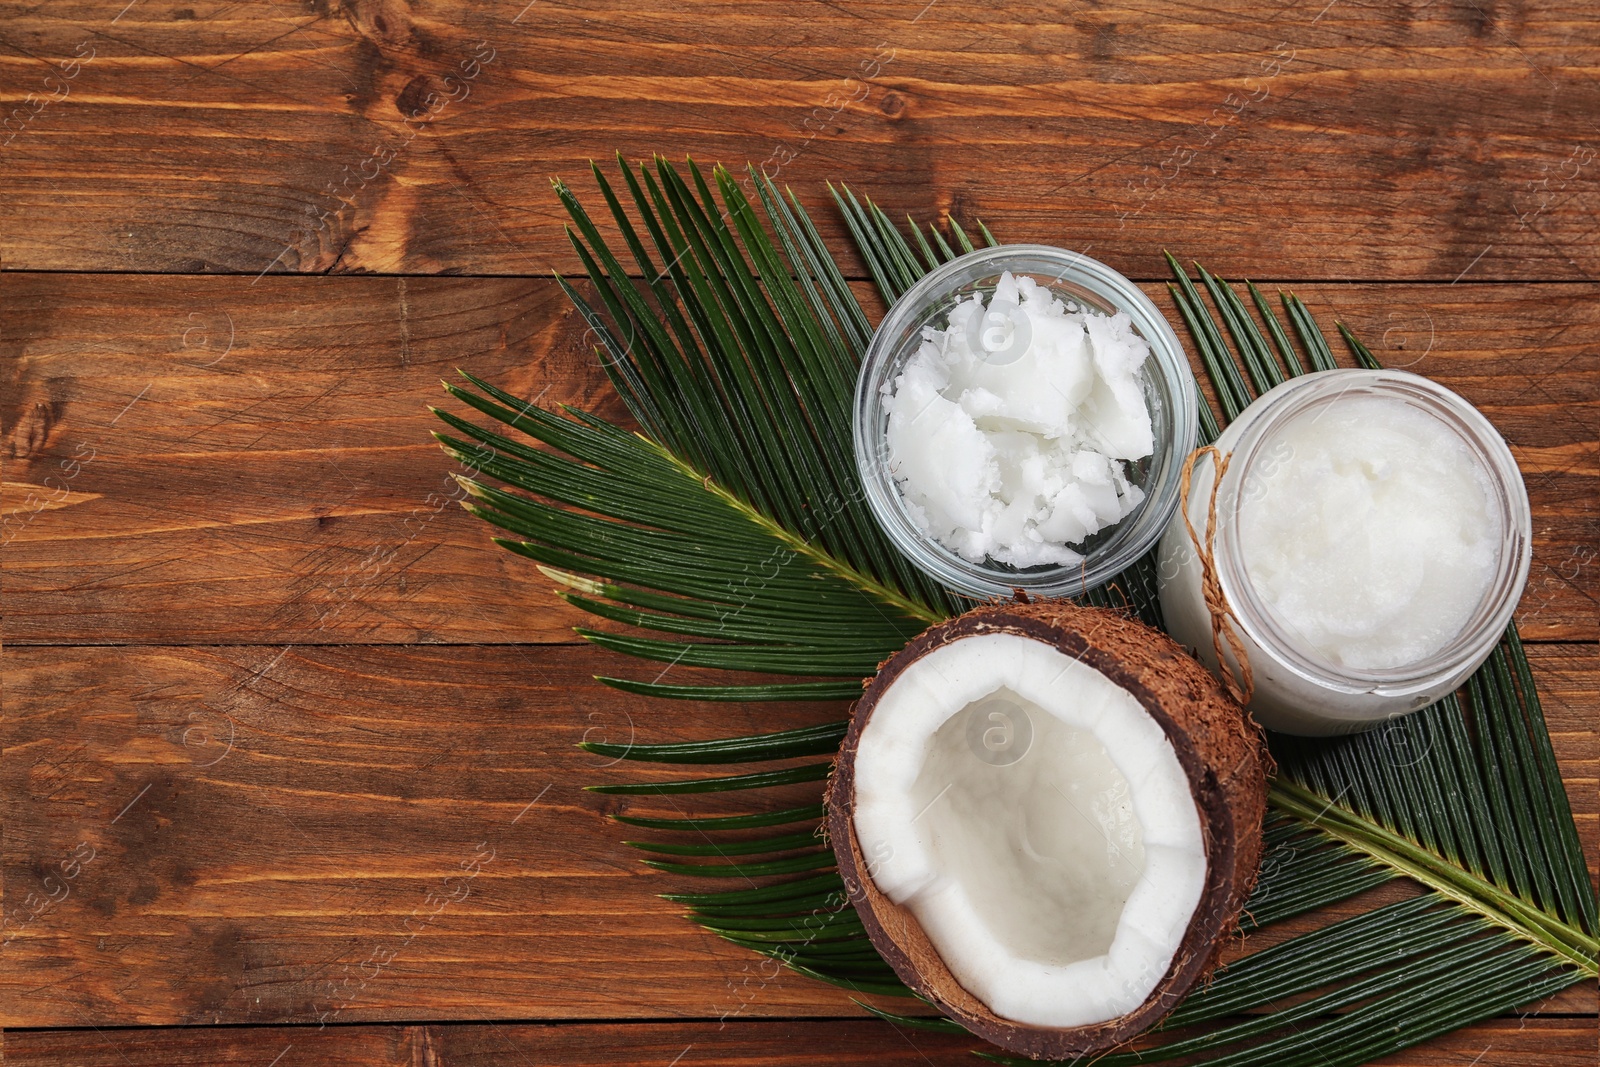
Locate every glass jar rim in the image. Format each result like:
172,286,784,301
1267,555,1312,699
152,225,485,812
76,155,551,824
852,243,1198,598
1212,369,1532,694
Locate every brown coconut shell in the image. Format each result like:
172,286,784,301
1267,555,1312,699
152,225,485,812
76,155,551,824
828,600,1270,1061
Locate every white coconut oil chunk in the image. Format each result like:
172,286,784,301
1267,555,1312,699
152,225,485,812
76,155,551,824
851,634,1207,1029
882,272,1153,567
1238,395,1501,670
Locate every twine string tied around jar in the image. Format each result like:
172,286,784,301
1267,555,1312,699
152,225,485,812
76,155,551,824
1179,445,1255,707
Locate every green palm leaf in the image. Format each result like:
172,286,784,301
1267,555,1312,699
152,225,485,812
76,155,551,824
435,156,1595,1063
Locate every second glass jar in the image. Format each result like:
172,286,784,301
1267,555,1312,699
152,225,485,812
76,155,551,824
1156,369,1532,736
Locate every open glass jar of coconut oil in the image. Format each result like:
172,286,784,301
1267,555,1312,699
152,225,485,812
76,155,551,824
1157,369,1531,736
855,245,1197,599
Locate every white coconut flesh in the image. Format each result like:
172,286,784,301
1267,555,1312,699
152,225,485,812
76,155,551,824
851,632,1208,1029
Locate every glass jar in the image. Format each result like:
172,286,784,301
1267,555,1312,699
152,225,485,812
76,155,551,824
1156,369,1532,736
853,244,1198,599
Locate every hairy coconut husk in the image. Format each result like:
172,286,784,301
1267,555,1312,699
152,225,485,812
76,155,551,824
828,600,1270,1060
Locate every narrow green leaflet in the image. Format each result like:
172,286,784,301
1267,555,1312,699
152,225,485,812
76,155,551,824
435,157,1596,1063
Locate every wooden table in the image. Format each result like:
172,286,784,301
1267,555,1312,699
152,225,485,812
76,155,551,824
1,2,1595,1063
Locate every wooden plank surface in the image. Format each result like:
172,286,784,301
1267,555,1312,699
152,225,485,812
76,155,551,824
5,274,1595,645
1,1,1598,280
5,1016,1597,1067
1,641,1592,1030
3,0,1597,1062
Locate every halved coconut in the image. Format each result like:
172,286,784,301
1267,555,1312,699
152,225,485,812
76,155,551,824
829,600,1269,1060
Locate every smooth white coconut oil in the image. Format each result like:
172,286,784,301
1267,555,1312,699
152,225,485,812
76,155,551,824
1157,370,1531,736
1237,394,1500,671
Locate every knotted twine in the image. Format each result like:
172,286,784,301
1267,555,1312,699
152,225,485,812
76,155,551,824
1178,445,1255,707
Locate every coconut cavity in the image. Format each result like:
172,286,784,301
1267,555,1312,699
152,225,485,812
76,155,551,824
851,632,1208,1030
909,689,1145,964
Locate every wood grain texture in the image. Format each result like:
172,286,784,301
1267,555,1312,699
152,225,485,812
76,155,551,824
0,642,876,1030
1,1,1598,280
1,642,1592,1030
5,274,1595,645
2,2,1597,1060
5,1016,1597,1066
